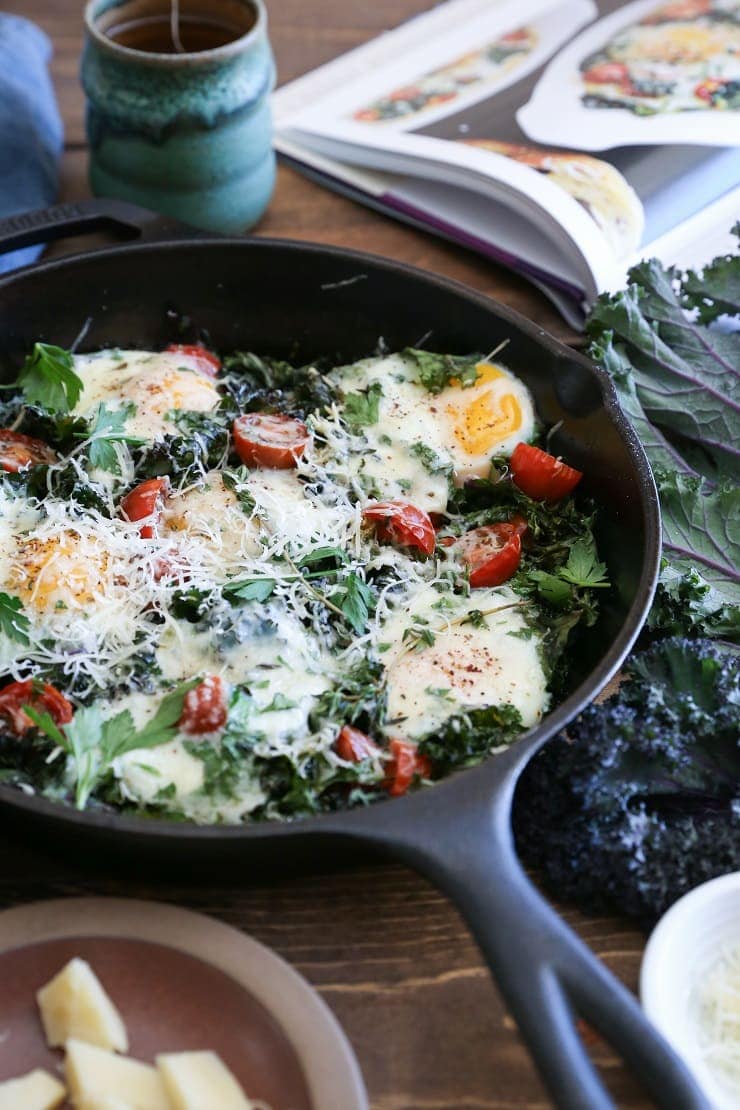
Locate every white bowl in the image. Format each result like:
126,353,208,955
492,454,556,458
640,872,740,1110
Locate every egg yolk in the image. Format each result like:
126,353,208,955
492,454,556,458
9,533,109,612
447,362,522,457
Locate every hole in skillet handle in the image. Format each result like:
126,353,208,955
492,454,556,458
0,199,202,264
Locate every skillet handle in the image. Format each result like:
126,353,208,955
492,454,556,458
0,199,196,259
367,788,709,1110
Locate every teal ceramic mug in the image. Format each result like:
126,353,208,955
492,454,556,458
82,0,276,233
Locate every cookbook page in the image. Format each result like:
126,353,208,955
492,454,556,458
276,0,739,282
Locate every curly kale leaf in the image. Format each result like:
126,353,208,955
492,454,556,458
650,470,740,639
587,259,739,483
513,638,740,924
135,412,228,483
221,351,334,418
587,243,740,639
418,704,524,773
682,223,740,322
15,405,89,453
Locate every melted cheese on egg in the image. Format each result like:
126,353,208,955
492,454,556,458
329,353,535,510
163,471,260,575
379,584,548,740
72,350,220,440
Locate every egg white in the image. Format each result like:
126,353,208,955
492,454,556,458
379,583,548,741
72,349,220,440
332,352,535,511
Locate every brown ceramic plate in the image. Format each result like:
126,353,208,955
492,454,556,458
0,897,367,1110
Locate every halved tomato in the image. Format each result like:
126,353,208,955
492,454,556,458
510,443,582,502
0,680,73,736
335,725,381,762
583,62,631,85
233,413,311,469
694,78,723,102
165,343,221,377
455,518,526,587
0,430,57,473
362,501,436,556
120,477,170,539
179,675,228,735
384,739,432,797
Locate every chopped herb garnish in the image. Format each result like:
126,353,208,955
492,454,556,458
343,381,383,428
402,349,481,394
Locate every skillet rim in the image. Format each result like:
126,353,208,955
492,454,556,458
0,235,661,840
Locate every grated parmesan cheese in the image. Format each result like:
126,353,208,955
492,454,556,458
693,941,740,1099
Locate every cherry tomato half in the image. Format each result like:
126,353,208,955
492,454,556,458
510,443,582,502
232,413,311,469
362,501,436,557
385,739,432,797
179,675,228,735
456,519,526,588
583,62,631,85
335,725,381,762
0,680,73,737
165,343,221,377
694,78,722,102
0,430,57,473
120,477,170,539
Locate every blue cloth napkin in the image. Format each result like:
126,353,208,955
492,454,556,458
0,15,63,274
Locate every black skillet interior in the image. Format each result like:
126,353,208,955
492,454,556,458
0,203,707,1110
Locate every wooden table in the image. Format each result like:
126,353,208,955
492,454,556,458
1,2,650,1106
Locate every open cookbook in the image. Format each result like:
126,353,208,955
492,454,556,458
273,0,740,324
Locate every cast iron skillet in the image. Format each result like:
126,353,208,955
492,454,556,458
0,200,708,1110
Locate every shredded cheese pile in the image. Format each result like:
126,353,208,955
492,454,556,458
694,941,740,1097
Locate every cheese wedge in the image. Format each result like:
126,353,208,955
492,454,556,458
0,1068,66,1109
37,958,128,1052
157,1051,251,1110
64,1040,170,1110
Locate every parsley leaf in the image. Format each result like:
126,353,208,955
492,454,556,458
402,349,481,394
559,539,610,589
26,680,198,809
343,381,383,428
528,571,572,607
85,403,146,474
0,592,30,645
224,578,276,603
17,343,83,413
332,573,374,635
297,546,348,568
527,540,608,605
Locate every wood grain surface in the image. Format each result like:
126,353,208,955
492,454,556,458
0,2,650,1107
